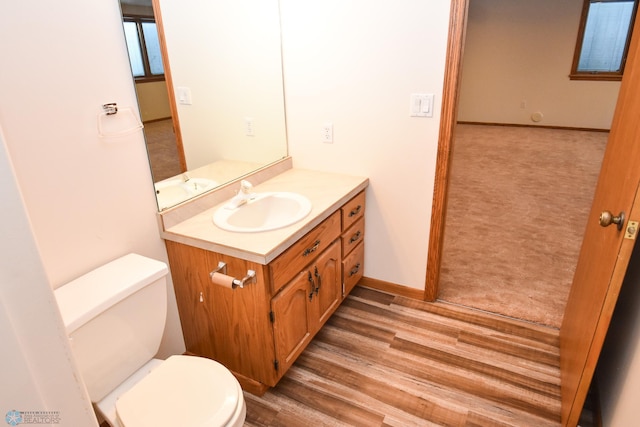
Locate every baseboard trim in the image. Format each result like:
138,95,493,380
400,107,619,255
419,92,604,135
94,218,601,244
457,121,610,133
358,277,425,300
143,116,172,124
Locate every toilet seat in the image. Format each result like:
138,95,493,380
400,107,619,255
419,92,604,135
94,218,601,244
115,355,244,427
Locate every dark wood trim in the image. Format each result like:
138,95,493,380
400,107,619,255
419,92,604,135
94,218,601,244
457,121,610,133
122,15,164,81
142,116,172,125
358,277,424,300
424,0,469,301
134,75,166,84
570,0,596,79
232,370,270,397
569,73,623,82
570,0,638,81
121,12,155,19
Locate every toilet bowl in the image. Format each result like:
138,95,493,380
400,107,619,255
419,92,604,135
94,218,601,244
112,356,245,427
54,253,246,427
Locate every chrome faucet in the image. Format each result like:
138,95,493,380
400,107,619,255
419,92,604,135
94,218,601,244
225,180,255,209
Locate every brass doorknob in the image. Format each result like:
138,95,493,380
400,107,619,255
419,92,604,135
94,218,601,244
599,210,625,231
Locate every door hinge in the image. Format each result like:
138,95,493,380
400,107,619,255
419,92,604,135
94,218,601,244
269,311,275,323
274,360,279,371
625,220,639,240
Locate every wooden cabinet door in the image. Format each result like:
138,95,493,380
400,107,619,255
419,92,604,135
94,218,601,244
165,241,277,386
311,240,342,328
271,270,314,376
165,241,219,358
271,240,341,378
343,241,364,297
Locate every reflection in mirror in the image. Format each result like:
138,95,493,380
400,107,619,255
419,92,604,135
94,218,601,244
119,0,288,210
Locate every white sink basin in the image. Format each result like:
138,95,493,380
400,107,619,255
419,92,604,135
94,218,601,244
213,192,312,233
155,177,218,210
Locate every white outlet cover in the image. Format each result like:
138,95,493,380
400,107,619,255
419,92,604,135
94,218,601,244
322,123,333,143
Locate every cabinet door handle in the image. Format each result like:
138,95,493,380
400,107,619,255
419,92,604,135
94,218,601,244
349,230,362,244
349,263,361,277
308,271,315,301
303,240,321,257
348,205,362,217
314,266,321,295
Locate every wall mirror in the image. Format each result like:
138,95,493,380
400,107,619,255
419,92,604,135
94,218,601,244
119,0,288,210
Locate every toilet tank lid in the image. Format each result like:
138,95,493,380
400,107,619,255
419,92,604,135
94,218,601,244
54,253,168,334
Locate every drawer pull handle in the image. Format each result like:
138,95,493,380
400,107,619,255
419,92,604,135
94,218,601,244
348,205,362,217
303,240,321,257
308,271,315,301
349,263,361,277
314,266,321,295
349,231,362,243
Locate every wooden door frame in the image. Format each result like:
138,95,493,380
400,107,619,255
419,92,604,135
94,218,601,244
152,0,187,172
424,0,468,301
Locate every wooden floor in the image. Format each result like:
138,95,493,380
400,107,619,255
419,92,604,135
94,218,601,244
244,286,561,427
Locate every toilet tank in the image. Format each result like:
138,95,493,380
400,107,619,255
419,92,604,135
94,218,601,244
54,253,169,402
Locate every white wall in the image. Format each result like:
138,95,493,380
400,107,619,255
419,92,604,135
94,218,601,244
281,0,451,289
0,0,185,416
158,0,287,169
458,0,620,129
135,81,172,122
0,131,97,426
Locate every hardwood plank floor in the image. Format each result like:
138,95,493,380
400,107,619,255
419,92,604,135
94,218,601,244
244,286,561,426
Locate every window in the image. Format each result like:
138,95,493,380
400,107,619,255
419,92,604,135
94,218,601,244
122,16,165,81
570,0,638,81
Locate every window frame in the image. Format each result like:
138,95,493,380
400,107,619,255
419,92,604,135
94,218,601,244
123,14,165,83
570,0,639,81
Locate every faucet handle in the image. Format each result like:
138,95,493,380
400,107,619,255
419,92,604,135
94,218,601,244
240,180,253,194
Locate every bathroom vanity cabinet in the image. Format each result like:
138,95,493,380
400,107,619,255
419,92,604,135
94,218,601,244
164,191,365,395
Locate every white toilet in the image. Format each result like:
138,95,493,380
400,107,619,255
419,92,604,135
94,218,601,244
54,253,246,427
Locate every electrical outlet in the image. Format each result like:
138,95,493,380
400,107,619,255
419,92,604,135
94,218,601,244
322,123,333,143
245,117,254,136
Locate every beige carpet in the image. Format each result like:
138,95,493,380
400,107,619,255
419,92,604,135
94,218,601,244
439,124,607,328
143,118,182,182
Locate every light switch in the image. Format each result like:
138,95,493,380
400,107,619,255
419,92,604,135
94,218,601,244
177,87,192,105
410,93,434,118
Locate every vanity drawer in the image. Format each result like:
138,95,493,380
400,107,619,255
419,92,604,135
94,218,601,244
343,241,364,296
342,191,365,231
270,211,341,295
341,217,364,256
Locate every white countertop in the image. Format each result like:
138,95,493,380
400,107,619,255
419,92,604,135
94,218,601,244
160,168,369,264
